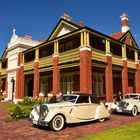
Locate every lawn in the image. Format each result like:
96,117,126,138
80,122,140,140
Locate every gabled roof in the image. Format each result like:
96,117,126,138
119,31,138,48
110,30,138,48
110,32,124,40
48,18,82,41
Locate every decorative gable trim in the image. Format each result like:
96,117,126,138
48,18,81,41
119,31,138,48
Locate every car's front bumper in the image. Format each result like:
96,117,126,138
29,118,49,126
111,108,131,113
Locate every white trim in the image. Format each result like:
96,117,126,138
6,67,18,71
4,98,9,101
16,66,21,69
122,57,127,61
39,92,44,97
79,46,92,51
53,54,59,58
105,52,112,56
48,93,53,97
135,61,139,64
13,99,23,104
121,17,128,21
122,26,130,33
34,59,39,62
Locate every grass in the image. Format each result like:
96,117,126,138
80,122,140,140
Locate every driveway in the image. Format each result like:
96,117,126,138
1,102,140,140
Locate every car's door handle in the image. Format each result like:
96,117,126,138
69,108,73,114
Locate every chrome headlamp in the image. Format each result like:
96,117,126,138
124,102,129,108
39,105,49,120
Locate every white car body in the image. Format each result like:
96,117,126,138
111,93,140,116
29,94,110,131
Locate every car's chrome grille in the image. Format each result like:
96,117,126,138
118,101,126,108
39,105,48,120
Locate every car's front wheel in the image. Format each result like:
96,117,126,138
49,114,65,131
131,106,138,116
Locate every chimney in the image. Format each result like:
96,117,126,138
24,35,32,39
120,13,130,33
61,13,72,21
79,21,84,27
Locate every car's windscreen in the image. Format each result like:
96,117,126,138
124,95,139,100
62,95,77,103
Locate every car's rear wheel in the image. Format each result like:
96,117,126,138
131,106,138,116
99,118,105,123
49,114,65,131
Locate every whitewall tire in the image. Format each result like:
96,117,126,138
131,106,138,116
49,114,65,131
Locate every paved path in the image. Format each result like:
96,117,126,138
1,102,140,140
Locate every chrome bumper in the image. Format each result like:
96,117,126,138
29,118,48,126
111,108,131,113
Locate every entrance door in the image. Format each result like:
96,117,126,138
10,78,15,100
28,80,33,97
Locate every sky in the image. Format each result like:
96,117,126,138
0,0,140,57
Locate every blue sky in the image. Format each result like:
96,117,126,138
0,0,140,57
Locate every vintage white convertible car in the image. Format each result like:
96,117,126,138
111,93,140,116
29,94,110,131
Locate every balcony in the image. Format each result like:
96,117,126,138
112,55,122,66
59,48,80,64
1,68,6,76
92,49,106,62
39,56,53,68
127,60,136,69
24,61,34,71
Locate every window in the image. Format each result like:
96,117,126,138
93,74,104,97
77,96,89,103
1,60,7,69
60,75,73,94
24,50,35,62
59,40,73,53
39,44,54,58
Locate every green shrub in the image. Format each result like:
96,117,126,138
9,105,33,119
0,96,4,101
9,97,48,119
9,104,23,119
18,96,48,106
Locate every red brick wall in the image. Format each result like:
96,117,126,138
122,60,128,95
52,56,60,95
15,65,24,99
80,50,92,94
105,55,113,102
135,63,140,93
0,72,1,96
33,61,39,97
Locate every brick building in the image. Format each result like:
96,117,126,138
0,13,140,103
